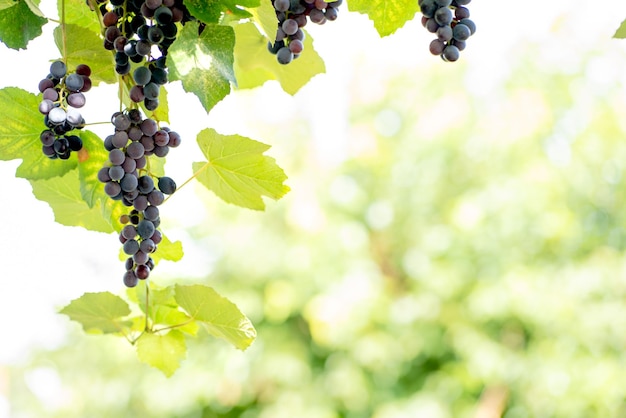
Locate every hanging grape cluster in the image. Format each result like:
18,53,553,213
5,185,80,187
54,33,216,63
419,0,476,62
37,61,92,159
94,0,192,111
268,0,343,65
97,109,180,287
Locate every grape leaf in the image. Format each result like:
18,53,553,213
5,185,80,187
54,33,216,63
136,330,187,377
0,87,77,180
153,233,184,263
175,284,256,350
0,0,16,12
77,130,108,208
60,0,101,34
24,0,43,17
168,22,236,113
614,19,626,39
53,24,117,85
247,0,276,40
60,292,131,334
233,21,325,95
348,0,420,37
183,0,260,23
29,168,124,233
0,0,46,49
192,128,289,210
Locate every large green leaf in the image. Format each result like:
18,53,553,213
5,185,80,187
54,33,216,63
0,0,46,49
192,128,289,210
233,21,325,95
184,0,260,23
61,0,101,34
0,87,77,180
136,330,187,377
0,0,16,12
614,19,626,39
348,0,420,37
60,292,131,334
29,168,123,233
53,24,117,85
175,284,256,350
168,22,235,113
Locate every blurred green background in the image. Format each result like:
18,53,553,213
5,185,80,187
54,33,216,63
4,1,626,417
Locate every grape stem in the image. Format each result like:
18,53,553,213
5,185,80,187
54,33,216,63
61,0,67,64
163,161,213,203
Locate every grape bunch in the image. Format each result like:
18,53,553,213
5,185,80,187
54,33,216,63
419,0,476,62
268,0,343,65
95,0,192,111
97,109,181,287
37,61,92,159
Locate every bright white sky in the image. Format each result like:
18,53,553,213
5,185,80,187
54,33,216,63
1,1,626,415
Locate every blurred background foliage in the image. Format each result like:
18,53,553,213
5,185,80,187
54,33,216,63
5,4,626,418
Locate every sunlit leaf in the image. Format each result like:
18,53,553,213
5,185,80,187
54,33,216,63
175,284,256,350
60,292,131,334
193,128,289,210
0,0,46,49
136,330,187,377
0,87,77,180
348,0,419,37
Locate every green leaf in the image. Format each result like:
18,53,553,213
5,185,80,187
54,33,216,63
24,0,44,17
348,0,420,37
77,130,107,208
614,19,626,39
154,233,184,263
61,0,101,34
175,284,256,350
233,22,325,95
29,168,124,233
154,307,198,336
136,330,187,377
60,292,131,334
248,0,277,40
0,87,77,180
0,0,17,12
53,24,117,85
193,128,289,210
168,22,235,113
184,0,259,23
0,0,46,49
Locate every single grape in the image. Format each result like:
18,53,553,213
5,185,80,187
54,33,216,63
109,149,125,165
123,239,140,255
137,219,156,239
67,92,86,108
109,165,125,181
123,270,139,287
133,66,152,86
126,142,145,159
120,174,139,192
122,224,137,240
135,264,150,280
50,61,67,78
276,47,294,64
158,176,176,194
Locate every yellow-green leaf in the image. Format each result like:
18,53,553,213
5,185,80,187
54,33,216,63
175,284,256,350
193,128,289,210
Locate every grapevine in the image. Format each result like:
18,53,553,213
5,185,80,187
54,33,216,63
0,0,480,375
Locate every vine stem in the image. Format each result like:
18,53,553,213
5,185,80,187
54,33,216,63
61,0,67,64
145,281,151,332
163,162,212,203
